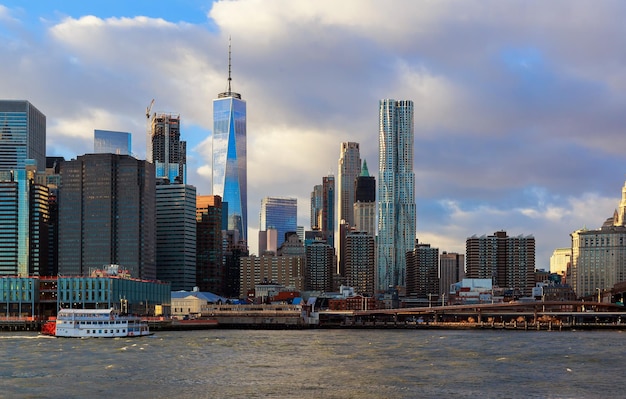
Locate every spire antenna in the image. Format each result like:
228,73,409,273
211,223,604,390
227,36,232,94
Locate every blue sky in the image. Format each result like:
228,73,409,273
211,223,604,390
2,0,626,266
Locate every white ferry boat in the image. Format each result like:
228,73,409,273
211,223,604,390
43,308,151,338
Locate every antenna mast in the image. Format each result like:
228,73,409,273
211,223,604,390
227,36,232,94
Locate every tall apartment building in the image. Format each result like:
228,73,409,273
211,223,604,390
345,231,375,295
439,252,465,297
148,113,186,183
196,195,224,294
58,154,156,279
378,99,416,291
156,181,196,291
353,160,376,236
466,231,535,296
305,240,334,292
570,180,626,297
94,129,131,155
212,43,247,243
259,197,297,250
406,241,439,298
0,100,46,172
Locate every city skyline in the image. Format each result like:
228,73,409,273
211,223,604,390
2,1,626,264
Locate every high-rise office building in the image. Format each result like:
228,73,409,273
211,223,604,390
310,184,323,230
338,142,361,228
439,252,465,298
260,197,297,251
212,43,247,243
549,248,570,277
378,99,416,291
345,231,375,295
322,175,335,247
0,163,49,276
44,157,63,276
353,160,376,236
570,180,626,297
94,129,132,155
58,154,156,279
156,181,197,291
466,231,535,296
0,100,46,173
148,113,186,184
406,241,439,298
196,195,224,294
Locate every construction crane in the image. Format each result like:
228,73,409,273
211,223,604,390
146,99,155,162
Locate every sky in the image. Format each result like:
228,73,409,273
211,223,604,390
2,0,626,267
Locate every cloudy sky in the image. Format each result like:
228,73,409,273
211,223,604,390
2,0,626,266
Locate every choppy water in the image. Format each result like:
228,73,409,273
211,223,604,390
0,329,623,398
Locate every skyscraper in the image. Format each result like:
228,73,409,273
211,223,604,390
196,195,224,294
406,241,439,299
212,42,247,243
439,252,465,298
378,99,416,291
353,160,376,236
148,113,186,183
310,184,323,230
94,129,132,155
337,142,361,228
0,100,46,172
58,154,156,279
322,175,335,247
260,197,297,250
156,181,196,291
0,164,49,276
345,231,375,295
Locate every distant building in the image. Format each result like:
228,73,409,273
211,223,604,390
0,163,49,276
0,100,46,172
156,181,196,291
212,44,247,243
310,184,323,231
259,197,297,249
258,228,278,256
337,142,361,229
148,113,186,183
439,252,465,299
466,231,535,296
570,181,626,297
321,175,335,247
549,248,571,278
196,195,224,295
305,240,334,292
58,154,156,279
353,160,376,236
406,241,439,298
344,231,375,296
239,255,305,298
94,129,131,155
378,99,416,291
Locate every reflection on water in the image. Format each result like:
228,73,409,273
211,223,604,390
0,329,622,398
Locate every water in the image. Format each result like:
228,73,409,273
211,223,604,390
0,329,622,398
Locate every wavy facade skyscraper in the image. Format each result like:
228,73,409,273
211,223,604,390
212,42,247,243
377,99,416,291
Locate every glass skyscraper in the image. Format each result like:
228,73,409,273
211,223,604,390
212,47,247,243
260,197,297,249
94,129,132,155
0,100,46,172
149,113,186,184
378,99,416,291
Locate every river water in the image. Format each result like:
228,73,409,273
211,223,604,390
0,329,622,398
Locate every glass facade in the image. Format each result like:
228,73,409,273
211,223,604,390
58,154,156,279
156,183,197,291
94,129,132,155
260,197,297,249
149,113,186,184
378,99,416,291
0,100,46,172
212,94,247,242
